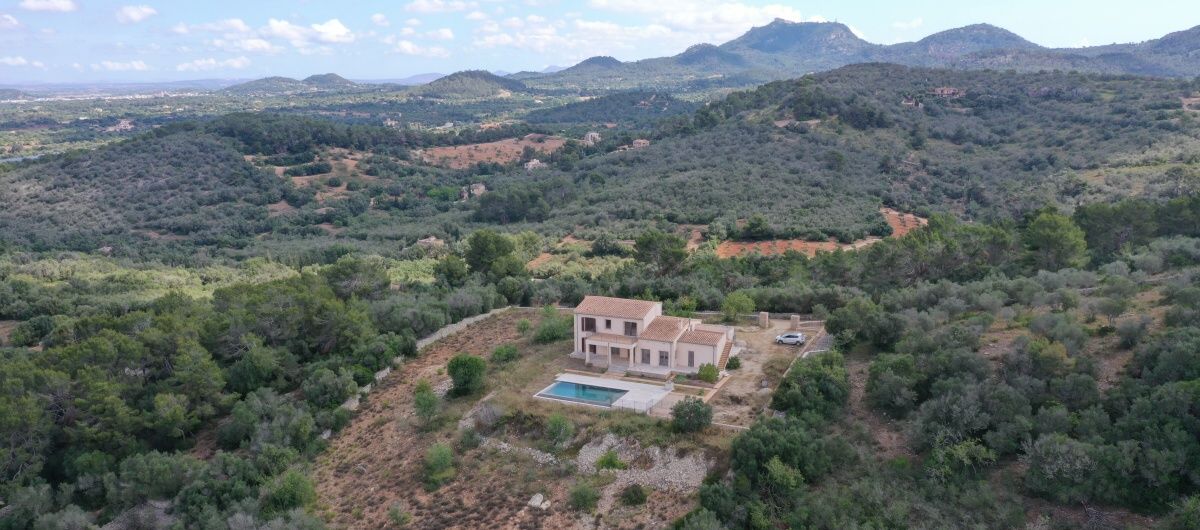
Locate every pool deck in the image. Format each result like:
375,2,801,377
536,373,673,413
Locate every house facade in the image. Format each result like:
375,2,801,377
572,295,736,378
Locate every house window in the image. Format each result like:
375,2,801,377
641,349,650,364
688,351,695,367
588,344,596,354
659,351,669,366
605,319,612,329
624,322,638,337
611,347,620,356
582,318,596,332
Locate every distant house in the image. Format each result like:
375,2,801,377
631,138,651,149
459,182,487,200
416,236,445,247
524,159,546,171
582,131,602,146
572,296,737,378
929,87,965,99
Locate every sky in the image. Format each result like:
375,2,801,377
0,0,1195,83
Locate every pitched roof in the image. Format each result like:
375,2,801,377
640,316,689,342
679,329,725,346
574,295,658,320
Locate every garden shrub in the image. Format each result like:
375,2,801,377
671,397,713,433
447,354,486,396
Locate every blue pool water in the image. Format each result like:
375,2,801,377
537,381,628,406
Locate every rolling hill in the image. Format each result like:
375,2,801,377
519,19,1200,92
409,70,531,99
223,73,362,95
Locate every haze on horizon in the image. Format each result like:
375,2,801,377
0,0,1195,84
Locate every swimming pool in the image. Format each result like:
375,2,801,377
536,381,628,407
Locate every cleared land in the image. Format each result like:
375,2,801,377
418,134,567,169
312,308,729,529
707,318,826,427
716,208,927,258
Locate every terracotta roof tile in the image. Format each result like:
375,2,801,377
679,329,725,346
640,316,689,342
574,296,658,320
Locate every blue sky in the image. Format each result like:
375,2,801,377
0,0,1194,83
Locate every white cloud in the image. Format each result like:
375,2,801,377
174,18,252,35
92,60,149,71
211,37,278,53
404,18,422,26
405,0,474,13
0,56,45,68
371,13,390,27
892,17,923,30
263,18,355,50
0,13,20,29
176,56,251,72
311,19,354,43
115,5,157,24
465,10,487,21
393,39,450,58
18,0,77,12
426,27,455,40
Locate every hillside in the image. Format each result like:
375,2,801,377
490,64,1200,241
0,130,285,250
223,74,363,95
523,91,699,126
521,19,1200,92
411,70,530,99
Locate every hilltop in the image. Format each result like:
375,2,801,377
411,70,531,99
223,73,363,95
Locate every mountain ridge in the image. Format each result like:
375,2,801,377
519,20,1200,91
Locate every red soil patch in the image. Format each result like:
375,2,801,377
880,207,928,237
526,252,554,269
715,208,927,258
418,134,567,169
266,200,297,217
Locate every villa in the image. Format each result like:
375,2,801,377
571,295,737,379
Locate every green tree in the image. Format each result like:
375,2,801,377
434,255,470,287
671,397,713,433
322,255,390,299
721,291,755,323
742,214,773,241
634,229,687,274
771,351,849,419
261,468,317,516
1024,212,1088,272
447,354,486,396
464,229,515,274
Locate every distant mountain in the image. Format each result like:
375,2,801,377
411,70,530,99
302,73,358,89
524,19,1200,92
223,73,363,95
541,65,566,73
359,73,444,86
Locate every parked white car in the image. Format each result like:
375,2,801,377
775,332,806,345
